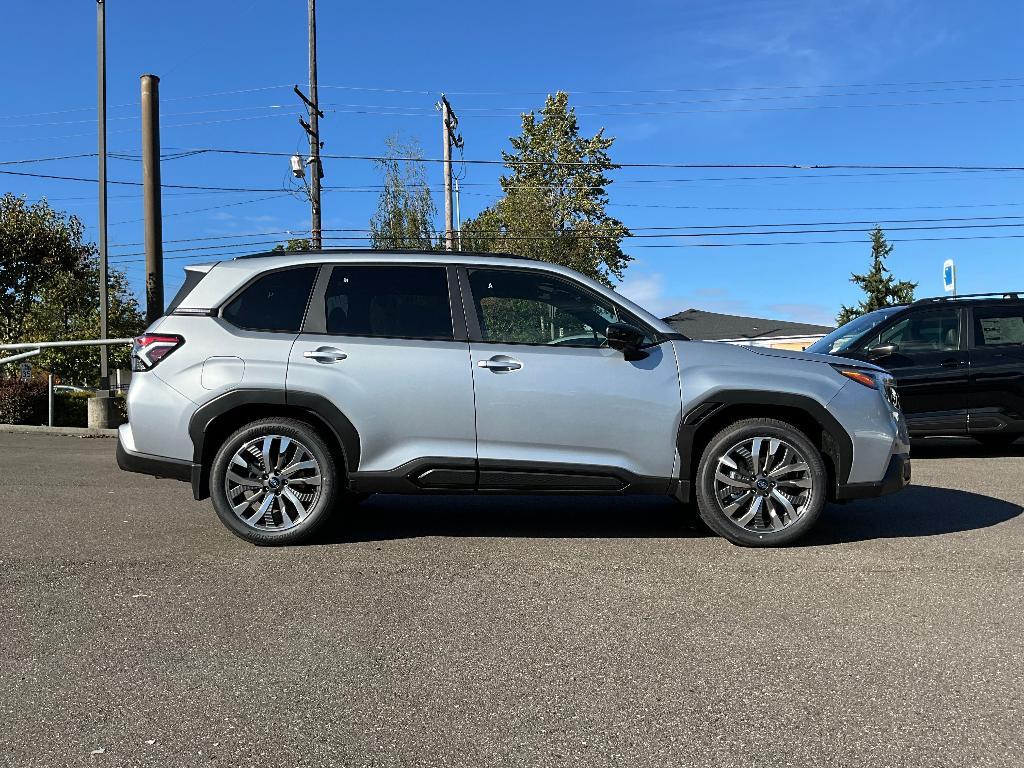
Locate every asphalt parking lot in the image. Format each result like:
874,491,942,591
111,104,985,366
2,431,1023,767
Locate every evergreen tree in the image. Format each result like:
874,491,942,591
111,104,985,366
837,227,916,325
369,134,439,250
461,92,631,286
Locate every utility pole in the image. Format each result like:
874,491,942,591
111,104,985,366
295,0,324,249
96,0,109,391
141,74,164,323
438,94,463,251
454,178,462,251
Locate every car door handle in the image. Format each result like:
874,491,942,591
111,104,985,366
939,358,961,368
303,346,348,364
477,355,522,372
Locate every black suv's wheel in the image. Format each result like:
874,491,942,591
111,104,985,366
210,417,338,545
695,418,827,547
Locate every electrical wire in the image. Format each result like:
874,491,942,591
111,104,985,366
107,229,1024,267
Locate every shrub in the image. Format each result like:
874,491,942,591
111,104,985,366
0,378,47,425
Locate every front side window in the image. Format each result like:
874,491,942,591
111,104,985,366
323,265,453,340
222,266,318,332
468,268,630,347
865,308,960,353
806,306,902,355
974,305,1024,347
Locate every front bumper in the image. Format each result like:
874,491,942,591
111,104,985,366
835,452,911,501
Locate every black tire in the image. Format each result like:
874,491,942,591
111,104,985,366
695,418,827,547
210,417,339,546
974,433,1020,450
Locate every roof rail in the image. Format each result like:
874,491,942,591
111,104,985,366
912,291,1021,304
232,247,531,261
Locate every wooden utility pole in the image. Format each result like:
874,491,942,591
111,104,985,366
438,95,462,251
441,97,454,250
141,74,164,322
96,0,109,390
306,0,322,249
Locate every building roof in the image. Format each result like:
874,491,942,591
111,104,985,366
662,308,834,341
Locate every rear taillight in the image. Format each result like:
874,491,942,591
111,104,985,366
131,334,183,371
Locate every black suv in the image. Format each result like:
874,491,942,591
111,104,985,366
806,293,1024,447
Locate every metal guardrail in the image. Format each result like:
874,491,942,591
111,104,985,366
0,338,134,428
0,338,132,366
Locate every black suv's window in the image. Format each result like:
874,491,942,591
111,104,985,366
324,265,453,340
866,308,959,352
223,266,318,332
806,306,902,355
468,268,639,347
974,305,1024,347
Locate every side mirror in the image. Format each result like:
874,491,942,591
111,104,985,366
867,343,899,359
607,322,647,359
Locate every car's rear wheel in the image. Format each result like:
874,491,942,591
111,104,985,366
210,417,338,545
695,418,827,547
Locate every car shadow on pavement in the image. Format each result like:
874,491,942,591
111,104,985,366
316,484,1021,545
318,494,707,543
800,484,1022,546
910,437,1024,459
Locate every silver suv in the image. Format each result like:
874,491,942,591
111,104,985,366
117,250,910,547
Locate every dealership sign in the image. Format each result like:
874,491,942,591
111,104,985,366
943,259,956,294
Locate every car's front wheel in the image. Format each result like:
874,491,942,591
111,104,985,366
695,418,827,547
210,417,338,545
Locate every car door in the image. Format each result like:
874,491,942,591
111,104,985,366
967,303,1024,434
287,263,477,478
461,265,682,490
853,305,969,434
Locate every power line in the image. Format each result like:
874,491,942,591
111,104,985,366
105,212,1024,248
6,74,1024,122
107,230,1024,267
9,144,1024,174
148,147,1024,172
106,220,1024,259
0,168,286,192
108,193,292,226
632,233,1024,248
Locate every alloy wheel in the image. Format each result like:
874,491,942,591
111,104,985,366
712,436,814,534
224,434,323,531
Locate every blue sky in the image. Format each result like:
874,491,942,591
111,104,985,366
3,0,1024,326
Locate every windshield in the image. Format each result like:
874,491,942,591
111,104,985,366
806,306,904,355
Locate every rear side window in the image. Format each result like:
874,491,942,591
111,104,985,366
974,305,1024,347
222,266,318,332
323,265,453,339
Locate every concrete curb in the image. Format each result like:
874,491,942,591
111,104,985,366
0,424,119,438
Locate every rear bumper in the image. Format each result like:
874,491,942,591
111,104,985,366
835,452,911,501
116,425,194,484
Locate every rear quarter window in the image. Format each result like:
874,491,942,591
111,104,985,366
975,305,1024,346
222,266,319,333
166,269,207,313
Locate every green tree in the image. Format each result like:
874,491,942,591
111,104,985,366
273,238,312,252
21,253,143,385
0,194,144,385
369,134,439,250
837,226,917,325
461,91,631,285
0,194,89,345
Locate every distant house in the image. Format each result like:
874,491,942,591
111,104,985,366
662,308,834,351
